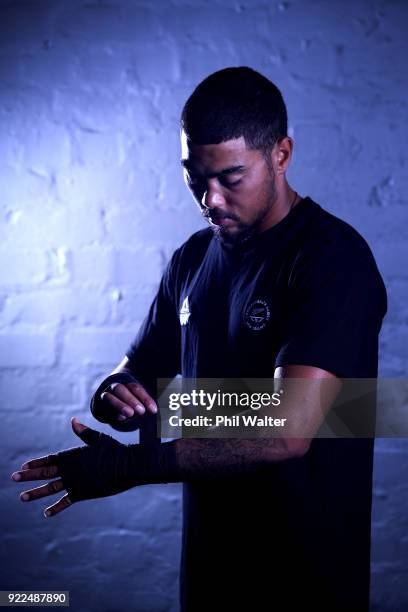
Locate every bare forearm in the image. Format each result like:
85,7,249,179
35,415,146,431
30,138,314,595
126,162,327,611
172,437,297,482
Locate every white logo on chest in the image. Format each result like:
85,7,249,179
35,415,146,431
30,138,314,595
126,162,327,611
179,296,191,325
244,299,271,331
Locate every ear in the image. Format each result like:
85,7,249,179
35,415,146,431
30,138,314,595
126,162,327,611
275,136,294,175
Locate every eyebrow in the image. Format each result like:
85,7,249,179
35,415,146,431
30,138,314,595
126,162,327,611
180,160,246,178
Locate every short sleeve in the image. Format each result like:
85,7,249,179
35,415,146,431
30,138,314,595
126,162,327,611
125,248,182,395
274,230,387,378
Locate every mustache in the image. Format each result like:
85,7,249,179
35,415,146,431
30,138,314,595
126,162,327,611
203,210,239,222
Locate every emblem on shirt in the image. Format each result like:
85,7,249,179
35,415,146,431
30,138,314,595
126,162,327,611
244,299,271,331
179,296,191,325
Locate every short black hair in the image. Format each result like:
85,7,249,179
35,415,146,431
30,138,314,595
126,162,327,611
181,67,288,153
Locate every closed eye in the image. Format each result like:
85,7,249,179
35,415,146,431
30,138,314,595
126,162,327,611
184,170,202,186
184,168,243,189
220,177,242,187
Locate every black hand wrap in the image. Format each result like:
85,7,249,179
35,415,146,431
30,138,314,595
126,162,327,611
54,429,179,503
90,372,142,432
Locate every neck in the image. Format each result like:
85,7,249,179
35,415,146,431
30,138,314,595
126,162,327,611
258,184,300,233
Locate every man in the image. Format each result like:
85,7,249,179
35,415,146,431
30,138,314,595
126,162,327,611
12,67,387,611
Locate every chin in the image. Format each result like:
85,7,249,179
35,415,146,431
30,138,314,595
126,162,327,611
212,224,255,247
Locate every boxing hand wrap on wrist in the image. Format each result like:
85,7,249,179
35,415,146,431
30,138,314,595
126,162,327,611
54,430,179,503
90,372,139,424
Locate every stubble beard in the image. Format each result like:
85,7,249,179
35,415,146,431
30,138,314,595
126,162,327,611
212,168,277,248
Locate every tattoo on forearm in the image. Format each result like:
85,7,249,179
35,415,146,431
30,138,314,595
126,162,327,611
174,437,290,481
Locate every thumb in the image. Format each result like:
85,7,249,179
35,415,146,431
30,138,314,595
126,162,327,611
71,416,101,446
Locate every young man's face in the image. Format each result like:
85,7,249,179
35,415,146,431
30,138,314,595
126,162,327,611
181,131,278,245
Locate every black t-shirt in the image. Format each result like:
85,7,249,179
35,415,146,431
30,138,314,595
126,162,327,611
126,197,387,611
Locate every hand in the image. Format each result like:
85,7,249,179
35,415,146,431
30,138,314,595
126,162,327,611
10,417,145,517
101,380,158,422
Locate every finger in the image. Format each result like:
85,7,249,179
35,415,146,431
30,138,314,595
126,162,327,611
44,493,73,518
127,382,158,414
71,417,102,446
20,478,65,502
11,464,59,482
71,416,88,435
19,454,57,471
104,385,138,416
108,383,147,416
101,389,144,417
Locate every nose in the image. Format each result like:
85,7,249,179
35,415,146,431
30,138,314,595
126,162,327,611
201,183,226,210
